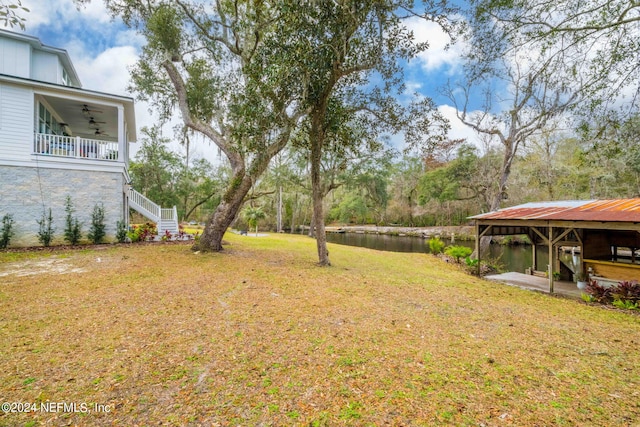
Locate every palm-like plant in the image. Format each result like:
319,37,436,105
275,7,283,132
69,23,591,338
243,206,266,236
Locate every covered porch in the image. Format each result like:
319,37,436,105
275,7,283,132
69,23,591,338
471,199,640,294
33,90,135,165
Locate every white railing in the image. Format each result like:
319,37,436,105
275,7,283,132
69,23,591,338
128,188,161,221
33,133,119,161
128,189,179,235
161,207,177,221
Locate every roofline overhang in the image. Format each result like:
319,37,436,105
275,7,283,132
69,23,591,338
0,73,137,142
473,218,640,232
0,29,81,87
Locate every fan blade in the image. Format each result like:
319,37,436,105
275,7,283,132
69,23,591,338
88,117,106,126
82,104,104,114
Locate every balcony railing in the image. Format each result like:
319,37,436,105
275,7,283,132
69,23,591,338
33,133,119,161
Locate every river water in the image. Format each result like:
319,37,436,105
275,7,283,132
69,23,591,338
325,232,580,274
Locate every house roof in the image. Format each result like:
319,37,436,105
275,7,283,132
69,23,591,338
0,29,81,87
470,199,640,223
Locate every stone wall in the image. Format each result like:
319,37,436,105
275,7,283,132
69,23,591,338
0,165,125,246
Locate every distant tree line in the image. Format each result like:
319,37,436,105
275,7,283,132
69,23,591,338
132,112,640,231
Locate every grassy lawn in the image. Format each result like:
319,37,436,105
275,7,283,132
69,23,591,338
1,233,639,426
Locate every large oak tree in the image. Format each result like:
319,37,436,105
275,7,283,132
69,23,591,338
273,0,456,265
93,0,309,251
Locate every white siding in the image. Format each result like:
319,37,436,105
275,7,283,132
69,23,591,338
0,83,34,161
0,38,30,78
32,51,60,84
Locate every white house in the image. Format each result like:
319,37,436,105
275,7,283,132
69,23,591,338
0,30,177,246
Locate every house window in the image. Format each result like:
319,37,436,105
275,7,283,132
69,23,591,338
38,103,64,135
62,68,72,86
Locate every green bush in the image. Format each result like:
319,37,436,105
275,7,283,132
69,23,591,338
87,204,106,244
0,213,15,249
464,256,479,267
428,237,445,255
116,220,128,243
444,245,473,263
37,208,55,247
63,196,82,245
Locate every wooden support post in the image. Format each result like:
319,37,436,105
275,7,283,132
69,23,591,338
475,224,493,277
475,222,481,276
548,226,554,294
532,243,537,272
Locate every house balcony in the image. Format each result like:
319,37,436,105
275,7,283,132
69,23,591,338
33,132,121,162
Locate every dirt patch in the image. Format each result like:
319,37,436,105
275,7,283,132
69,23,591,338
0,256,88,277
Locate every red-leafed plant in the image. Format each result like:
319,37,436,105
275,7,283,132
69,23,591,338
585,280,613,304
611,280,640,303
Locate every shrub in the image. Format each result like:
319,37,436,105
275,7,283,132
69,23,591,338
63,196,82,245
611,280,640,303
127,222,157,242
581,293,595,303
87,203,106,244
126,229,139,243
116,220,128,243
612,299,639,310
586,280,640,309
445,245,473,263
0,213,15,249
428,237,445,255
37,208,55,247
585,280,613,304
464,256,479,267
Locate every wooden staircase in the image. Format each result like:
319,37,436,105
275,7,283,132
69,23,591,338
128,188,179,236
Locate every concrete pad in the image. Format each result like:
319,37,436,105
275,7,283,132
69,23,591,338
485,272,583,299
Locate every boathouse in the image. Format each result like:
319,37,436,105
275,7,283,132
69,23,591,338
470,199,640,293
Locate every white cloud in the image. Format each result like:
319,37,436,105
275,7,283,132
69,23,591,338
22,0,111,28
73,46,138,95
72,0,113,24
438,104,485,149
404,80,423,95
404,16,467,75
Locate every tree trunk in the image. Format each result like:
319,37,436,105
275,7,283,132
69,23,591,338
310,112,330,266
277,185,283,233
312,184,330,265
477,139,516,257
195,169,253,252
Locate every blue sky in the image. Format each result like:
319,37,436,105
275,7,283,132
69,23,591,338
18,0,483,160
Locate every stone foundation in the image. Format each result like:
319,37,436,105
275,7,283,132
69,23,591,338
0,165,126,247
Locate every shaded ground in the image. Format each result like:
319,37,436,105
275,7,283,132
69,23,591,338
1,234,639,426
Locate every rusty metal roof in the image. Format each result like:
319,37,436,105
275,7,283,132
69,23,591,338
470,199,640,222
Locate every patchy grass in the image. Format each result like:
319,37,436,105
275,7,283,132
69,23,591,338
0,233,639,426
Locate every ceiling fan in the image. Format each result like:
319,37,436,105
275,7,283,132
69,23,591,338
82,104,103,115
94,129,110,136
88,117,106,128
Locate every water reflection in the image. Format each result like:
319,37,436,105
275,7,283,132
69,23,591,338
325,232,578,274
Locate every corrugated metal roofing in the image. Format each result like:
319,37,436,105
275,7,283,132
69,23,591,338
470,199,640,222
